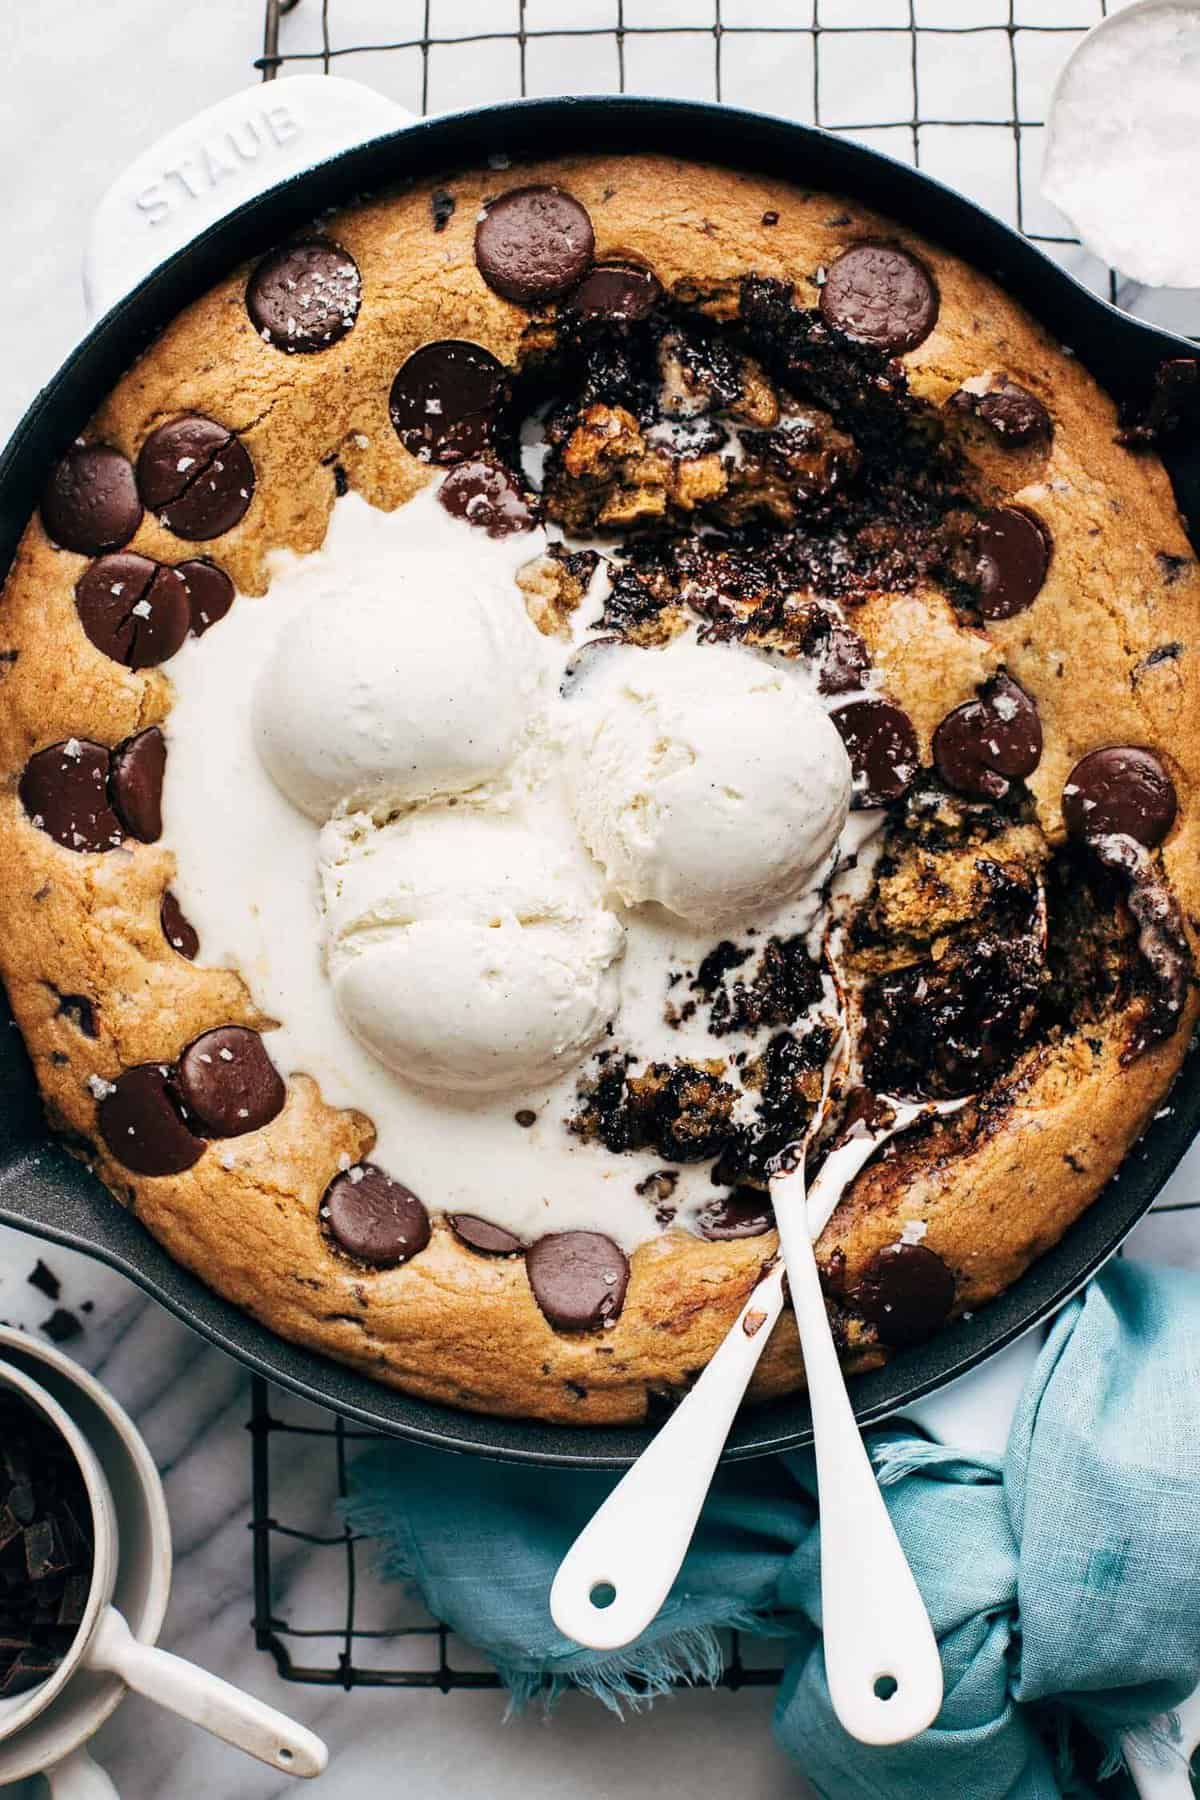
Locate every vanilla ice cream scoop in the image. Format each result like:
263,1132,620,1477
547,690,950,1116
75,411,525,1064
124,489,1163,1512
253,489,546,821
320,809,625,1094
564,639,852,929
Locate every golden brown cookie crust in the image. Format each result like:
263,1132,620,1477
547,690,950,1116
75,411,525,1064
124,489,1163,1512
1,154,1197,1425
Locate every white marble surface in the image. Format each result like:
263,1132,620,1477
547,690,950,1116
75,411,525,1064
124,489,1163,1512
3,2,1200,1795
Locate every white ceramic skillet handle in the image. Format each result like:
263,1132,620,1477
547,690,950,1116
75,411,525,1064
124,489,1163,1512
83,74,414,320
86,1607,327,1780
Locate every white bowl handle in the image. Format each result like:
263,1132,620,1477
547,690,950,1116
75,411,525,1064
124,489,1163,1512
85,1606,327,1780
44,1747,120,1800
83,73,414,321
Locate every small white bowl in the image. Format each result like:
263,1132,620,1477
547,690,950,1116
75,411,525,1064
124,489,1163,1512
0,1325,326,1796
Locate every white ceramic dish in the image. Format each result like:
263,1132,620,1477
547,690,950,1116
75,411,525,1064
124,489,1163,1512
0,1327,325,1795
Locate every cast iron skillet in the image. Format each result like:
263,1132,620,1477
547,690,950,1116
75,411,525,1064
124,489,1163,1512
2,97,1198,1468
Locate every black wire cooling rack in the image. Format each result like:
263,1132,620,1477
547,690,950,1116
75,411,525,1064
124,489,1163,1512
245,0,1200,1703
249,1377,781,1690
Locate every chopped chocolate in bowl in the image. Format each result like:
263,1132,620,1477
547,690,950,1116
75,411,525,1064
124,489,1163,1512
389,340,505,464
0,1391,94,1699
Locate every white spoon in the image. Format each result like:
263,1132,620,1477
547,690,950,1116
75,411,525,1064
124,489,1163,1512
769,1102,951,1746
551,1094,957,1746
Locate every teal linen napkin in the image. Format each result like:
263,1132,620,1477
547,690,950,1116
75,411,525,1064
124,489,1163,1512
344,1261,1200,1798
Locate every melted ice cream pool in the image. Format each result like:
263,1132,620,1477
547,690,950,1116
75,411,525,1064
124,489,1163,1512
162,485,873,1252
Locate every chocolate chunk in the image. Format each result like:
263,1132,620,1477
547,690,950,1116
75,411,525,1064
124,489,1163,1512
28,1261,60,1302
97,1064,204,1175
389,340,505,465
41,1310,81,1346
1,1653,52,1699
819,243,939,355
1063,746,1177,849
136,415,255,539
832,698,919,805
109,727,165,843
854,1242,955,1347
862,898,1044,1101
58,1573,89,1628
438,460,534,536
74,554,190,669
526,1231,629,1331
175,1027,285,1137
976,385,1051,446
1089,833,1193,1058
933,672,1042,800
40,445,142,556
431,188,456,232
974,506,1051,620
449,1213,524,1256
956,380,1052,447
324,1165,431,1266
161,890,199,961
567,261,660,324
54,991,97,1038
695,1190,774,1241
475,185,595,305
178,559,234,636
1117,358,1200,447
818,621,872,696
20,741,123,853
246,239,361,352
1133,641,1183,685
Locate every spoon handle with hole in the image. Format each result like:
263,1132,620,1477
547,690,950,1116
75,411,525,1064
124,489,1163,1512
772,1164,944,1747
88,1607,328,1778
550,1263,786,1651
